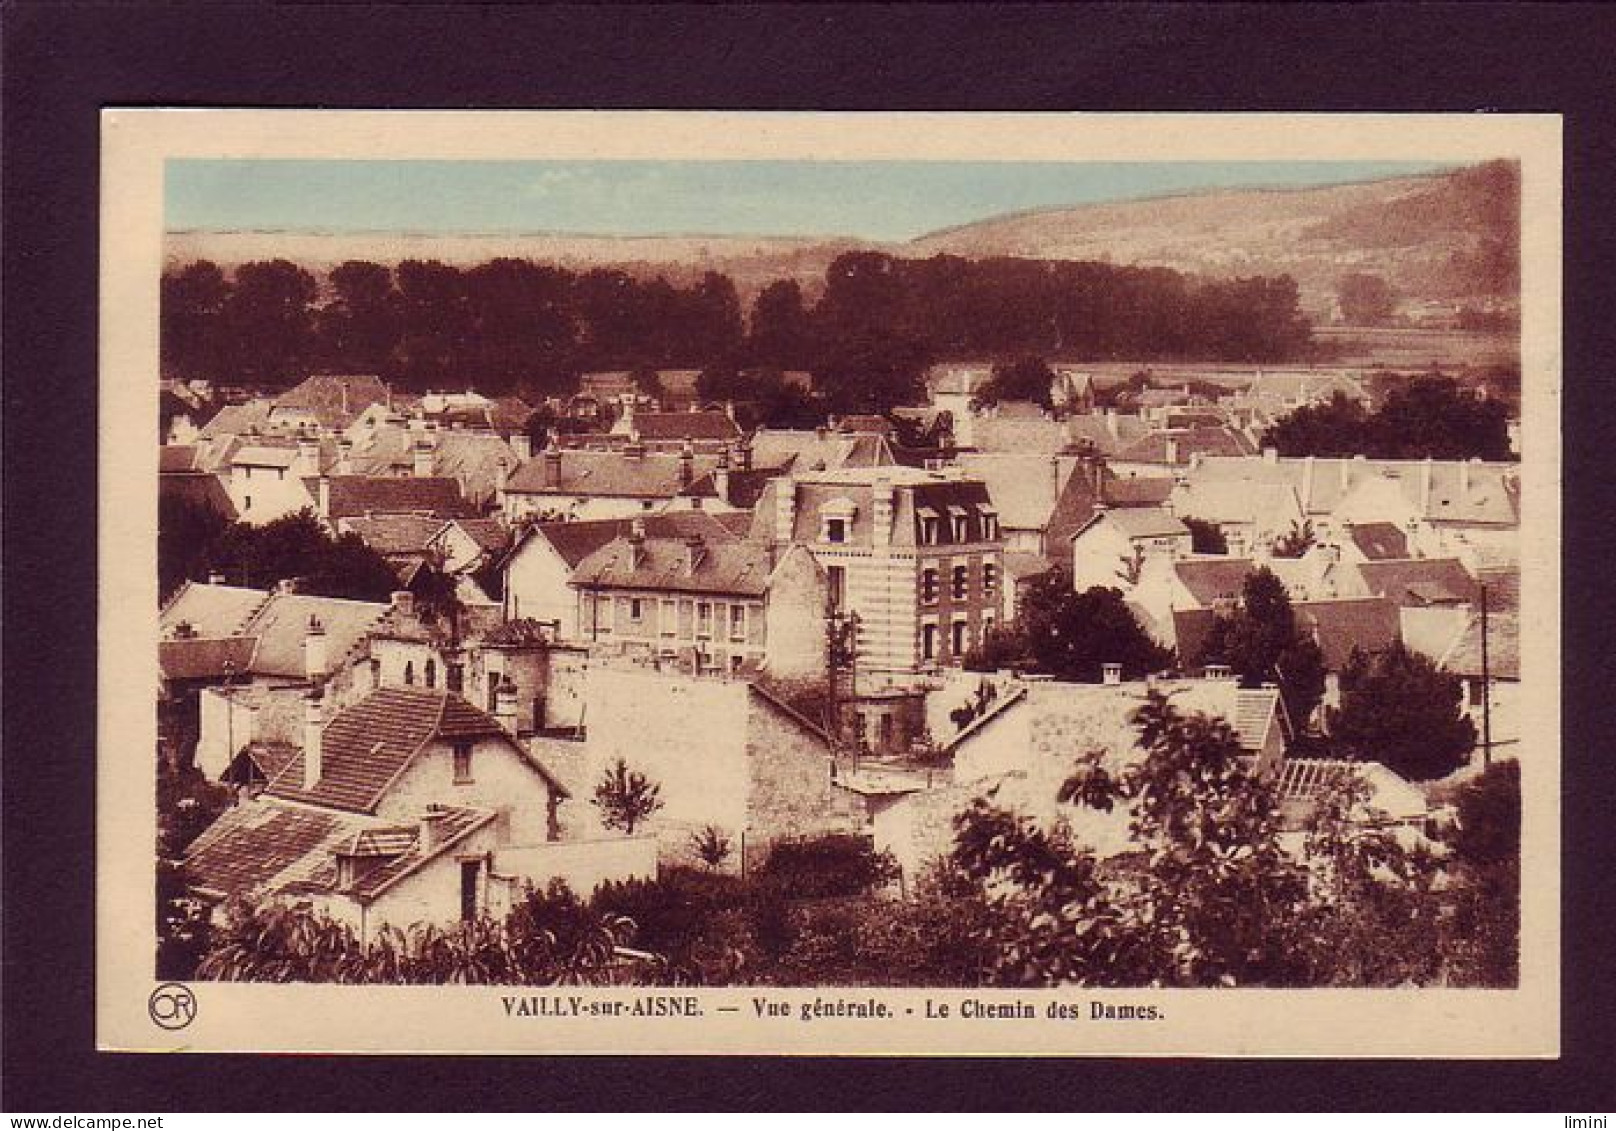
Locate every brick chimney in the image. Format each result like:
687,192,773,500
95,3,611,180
1262,447,1279,465
629,515,647,568
303,615,327,680
419,804,450,853
714,446,731,505
619,394,636,436
678,440,695,489
295,433,321,478
1102,662,1122,685
773,476,797,546
412,439,434,478
317,475,331,519
493,676,519,735
872,477,895,550
544,449,563,490
1164,436,1180,466
335,438,354,476
302,688,325,791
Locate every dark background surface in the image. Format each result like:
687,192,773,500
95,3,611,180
4,1,1614,1112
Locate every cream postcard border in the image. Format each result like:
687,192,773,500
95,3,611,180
98,110,1562,1056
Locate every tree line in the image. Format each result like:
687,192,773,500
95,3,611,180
163,251,1316,414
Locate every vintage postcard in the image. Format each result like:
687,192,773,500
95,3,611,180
99,110,1560,1056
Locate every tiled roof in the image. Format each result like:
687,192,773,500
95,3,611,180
572,536,774,598
1066,413,1152,457
160,445,198,473
1170,480,1301,527
161,581,271,639
1115,425,1255,465
1105,477,1175,506
1002,552,1056,582
159,636,261,681
1440,609,1519,680
237,593,391,678
1347,522,1410,561
159,472,238,520
631,411,741,442
1474,566,1520,612
270,375,391,429
234,445,298,468
266,687,518,813
429,432,521,508
239,740,299,782
954,454,1067,533
1294,597,1403,670
504,449,719,498
447,517,510,554
1083,507,1191,541
748,429,895,473
519,510,743,571
969,415,1071,455
1184,455,1520,525
481,618,557,648
1355,558,1477,608
197,399,272,440
321,475,473,520
1173,558,1259,606
341,514,450,557
684,467,776,510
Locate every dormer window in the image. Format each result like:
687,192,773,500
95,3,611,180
820,497,857,544
948,506,969,543
981,508,1000,541
918,507,941,545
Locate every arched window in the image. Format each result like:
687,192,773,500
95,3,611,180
425,659,437,689
404,661,415,686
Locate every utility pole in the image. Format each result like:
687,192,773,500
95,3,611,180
1479,581,1492,768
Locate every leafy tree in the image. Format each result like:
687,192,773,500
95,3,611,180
1262,377,1513,461
1199,567,1327,726
961,623,1031,673
1328,642,1477,781
1260,392,1374,458
629,365,665,405
1337,272,1397,325
1014,571,1170,682
954,692,1316,986
160,260,230,380
189,511,401,602
592,758,664,835
220,259,319,385
1271,518,1317,558
1450,759,1520,866
1181,516,1229,556
745,278,814,369
159,492,234,602
156,764,232,979
319,259,398,373
811,330,932,417
972,355,1056,410
756,834,899,900
691,825,733,870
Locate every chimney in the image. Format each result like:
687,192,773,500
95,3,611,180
295,433,321,478
1164,436,1180,466
1461,456,1478,495
412,439,434,478
303,615,327,680
1105,408,1120,441
678,440,695,489
1262,447,1278,465
544,449,563,490
872,476,895,550
684,533,706,573
302,688,325,791
738,441,753,472
773,476,797,546
419,804,450,853
275,578,298,596
510,432,532,462
206,571,227,585
335,438,354,475
493,676,519,735
629,516,647,568
317,475,331,519
1102,662,1122,685
714,446,731,504
1301,456,1316,510
1420,456,1434,513
619,394,636,435
390,590,416,620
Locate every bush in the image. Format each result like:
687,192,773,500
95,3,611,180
755,834,899,900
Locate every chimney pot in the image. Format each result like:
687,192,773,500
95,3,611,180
302,689,325,790
391,590,416,619
1102,662,1123,685
303,615,328,680
419,805,450,853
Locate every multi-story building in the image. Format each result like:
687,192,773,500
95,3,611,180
750,466,1005,684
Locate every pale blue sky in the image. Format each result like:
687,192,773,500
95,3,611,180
166,159,1453,242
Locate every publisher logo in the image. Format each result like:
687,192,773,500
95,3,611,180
148,982,196,1030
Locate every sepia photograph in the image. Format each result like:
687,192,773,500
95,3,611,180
97,110,1561,1056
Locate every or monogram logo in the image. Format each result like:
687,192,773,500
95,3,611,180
148,982,196,1030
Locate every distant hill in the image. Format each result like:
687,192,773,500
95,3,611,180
166,161,1519,317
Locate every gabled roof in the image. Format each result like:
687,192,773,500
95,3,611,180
1355,558,1477,608
1077,507,1190,542
265,686,562,813
270,375,391,429
321,475,473,520
954,453,1067,533
1347,522,1410,561
1170,480,1300,527
504,449,720,498
514,510,743,571
184,798,496,904
571,536,773,597
341,514,451,557
161,581,272,639
1173,558,1258,605
684,467,776,510
159,636,261,681
160,445,198,473
1065,412,1152,457
1440,609,1519,680
1115,425,1255,465
237,593,392,678
197,399,273,440
159,471,238,521
748,429,895,473
1294,597,1403,670
1183,455,1520,525
631,411,741,442
443,517,510,554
